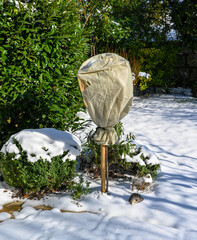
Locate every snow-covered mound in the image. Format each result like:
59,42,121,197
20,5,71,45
1,128,81,163
121,139,160,166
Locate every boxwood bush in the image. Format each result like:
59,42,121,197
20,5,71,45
0,0,89,148
0,138,90,199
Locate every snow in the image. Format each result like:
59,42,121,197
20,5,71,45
1,128,81,163
0,93,197,239
138,72,151,79
0,212,11,222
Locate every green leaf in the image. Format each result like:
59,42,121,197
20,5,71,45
44,45,51,53
22,59,27,66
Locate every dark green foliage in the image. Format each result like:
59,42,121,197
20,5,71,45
169,0,197,50
134,162,160,179
0,0,89,148
0,138,90,199
136,43,180,89
79,0,180,90
78,122,160,179
69,177,90,200
80,0,172,53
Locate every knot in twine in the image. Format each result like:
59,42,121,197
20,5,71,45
93,127,118,145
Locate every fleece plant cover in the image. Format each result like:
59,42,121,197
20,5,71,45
78,53,133,145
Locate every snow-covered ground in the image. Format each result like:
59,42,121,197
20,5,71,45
0,93,197,240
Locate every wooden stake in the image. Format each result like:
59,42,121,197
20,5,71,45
101,145,106,193
105,146,109,192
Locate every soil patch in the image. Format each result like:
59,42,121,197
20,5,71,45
0,201,24,219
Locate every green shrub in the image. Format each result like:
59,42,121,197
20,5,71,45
78,122,160,180
136,74,152,91
136,44,180,90
92,42,180,92
0,0,89,148
0,138,90,199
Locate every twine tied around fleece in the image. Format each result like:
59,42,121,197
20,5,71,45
93,127,118,145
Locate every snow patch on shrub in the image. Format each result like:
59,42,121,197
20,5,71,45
1,128,81,163
138,72,151,79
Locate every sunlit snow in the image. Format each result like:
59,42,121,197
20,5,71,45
0,92,197,240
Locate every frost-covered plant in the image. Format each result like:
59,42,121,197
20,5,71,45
78,122,160,179
0,139,90,199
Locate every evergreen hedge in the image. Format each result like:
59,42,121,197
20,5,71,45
0,0,89,148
